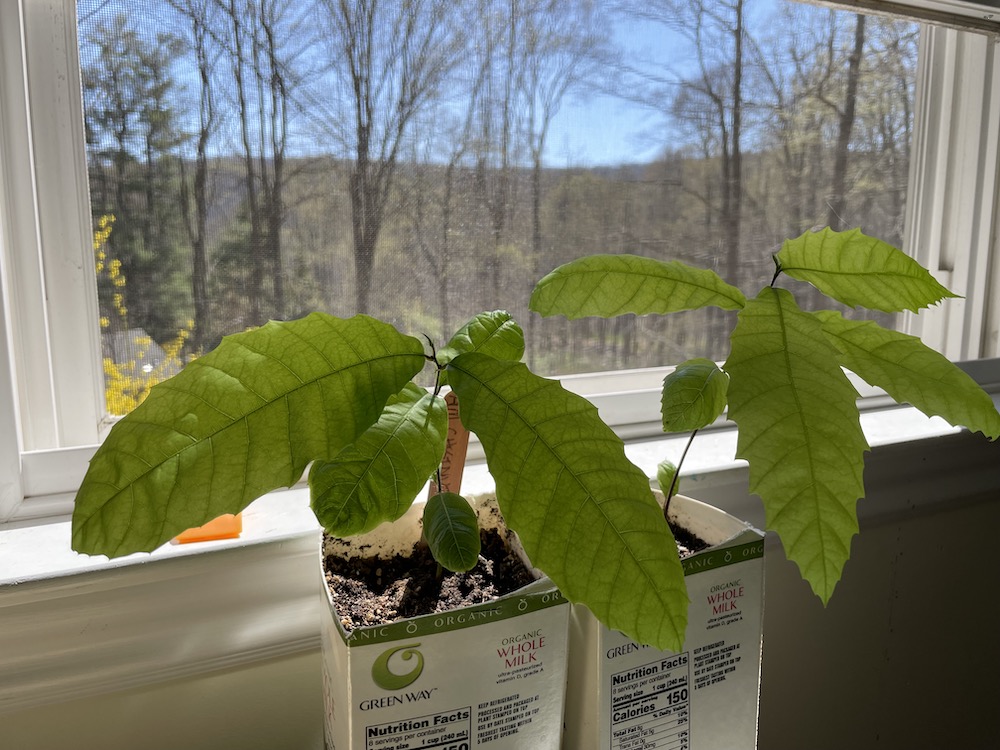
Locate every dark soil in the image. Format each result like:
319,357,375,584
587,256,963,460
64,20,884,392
325,523,710,632
670,521,710,558
325,528,535,631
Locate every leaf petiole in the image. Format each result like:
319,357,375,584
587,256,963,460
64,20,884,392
665,429,698,519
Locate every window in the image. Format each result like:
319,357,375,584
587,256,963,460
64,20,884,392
75,0,926,384
1,0,999,527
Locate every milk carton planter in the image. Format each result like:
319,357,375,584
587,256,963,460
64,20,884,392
565,495,765,750
321,495,571,750
69,311,709,743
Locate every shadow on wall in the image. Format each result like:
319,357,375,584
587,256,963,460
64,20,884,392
757,431,1000,750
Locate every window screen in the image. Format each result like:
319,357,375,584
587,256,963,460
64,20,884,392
77,0,918,411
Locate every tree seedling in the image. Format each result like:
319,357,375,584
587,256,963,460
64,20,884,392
531,227,1000,602
73,310,691,651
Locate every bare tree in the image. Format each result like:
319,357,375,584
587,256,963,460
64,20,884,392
687,0,746,284
621,0,751,284
472,0,522,309
215,0,300,326
748,4,832,238
757,7,910,239
520,0,607,263
171,0,219,350
826,14,866,231
256,0,292,318
518,0,610,359
404,16,494,338
861,19,918,243
316,0,463,314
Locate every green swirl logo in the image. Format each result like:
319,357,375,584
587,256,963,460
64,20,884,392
372,643,424,690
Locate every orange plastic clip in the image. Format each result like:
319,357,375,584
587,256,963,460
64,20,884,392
174,513,243,544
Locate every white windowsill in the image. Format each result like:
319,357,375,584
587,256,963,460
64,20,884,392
1,365,998,716
0,485,321,585
1,408,998,718
0,395,976,587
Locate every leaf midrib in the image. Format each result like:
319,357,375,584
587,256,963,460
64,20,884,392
754,294,830,577
77,349,420,525
781,265,925,280
451,359,683,632
553,264,746,309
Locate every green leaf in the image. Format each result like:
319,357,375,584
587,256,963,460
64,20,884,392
815,310,1000,440
310,385,448,537
530,254,746,319
724,288,869,603
72,314,426,557
423,492,482,572
657,460,679,501
447,352,688,651
775,227,958,312
438,310,525,366
661,358,729,433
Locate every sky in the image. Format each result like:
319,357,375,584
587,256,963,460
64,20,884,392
545,13,694,168
545,95,666,168
542,2,779,168
77,0,806,170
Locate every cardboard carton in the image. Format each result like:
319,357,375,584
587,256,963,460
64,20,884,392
320,495,570,749
565,495,765,750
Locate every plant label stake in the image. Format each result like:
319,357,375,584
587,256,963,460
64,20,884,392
430,390,469,496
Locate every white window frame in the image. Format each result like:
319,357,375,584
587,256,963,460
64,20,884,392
811,0,1000,36
1,0,999,528
0,0,103,460
902,23,1000,359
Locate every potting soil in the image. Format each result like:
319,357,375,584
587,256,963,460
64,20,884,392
324,528,535,630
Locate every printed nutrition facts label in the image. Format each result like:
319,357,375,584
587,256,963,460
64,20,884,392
365,707,471,750
609,654,690,750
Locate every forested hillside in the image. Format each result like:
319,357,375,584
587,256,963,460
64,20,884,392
79,0,917,384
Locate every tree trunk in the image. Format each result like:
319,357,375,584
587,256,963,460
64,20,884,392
725,0,744,286
349,165,380,315
263,5,286,318
192,11,212,350
827,14,866,231
229,0,264,326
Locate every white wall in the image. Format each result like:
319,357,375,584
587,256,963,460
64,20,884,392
759,494,1000,749
756,430,1000,749
2,652,324,750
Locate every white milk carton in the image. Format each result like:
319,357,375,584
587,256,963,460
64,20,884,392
565,495,765,750
320,496,570,750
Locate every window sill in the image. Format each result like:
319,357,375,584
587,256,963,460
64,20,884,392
1,391,998,716
0,395,973,584
0,485,321,585
0,491,322,715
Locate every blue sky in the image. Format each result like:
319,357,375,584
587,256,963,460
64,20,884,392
78,0,802,169
544,16,682,168
545,95,666,167
543,0,782,167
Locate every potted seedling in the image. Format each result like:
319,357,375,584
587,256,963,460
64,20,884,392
70,309,691,749
530,226,1000,749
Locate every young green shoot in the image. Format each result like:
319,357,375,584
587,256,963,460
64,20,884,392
532,227,1000,603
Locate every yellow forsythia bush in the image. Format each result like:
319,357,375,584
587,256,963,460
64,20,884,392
94,215,194,415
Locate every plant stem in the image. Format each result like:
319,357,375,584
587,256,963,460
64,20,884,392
769,255,783,287
664,429,698,520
